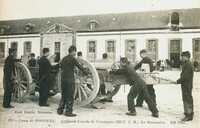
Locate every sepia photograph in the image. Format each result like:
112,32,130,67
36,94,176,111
0,0,200,128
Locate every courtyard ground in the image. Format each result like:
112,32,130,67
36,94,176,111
0,66,199,128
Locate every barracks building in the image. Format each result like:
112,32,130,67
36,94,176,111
0,8,200,68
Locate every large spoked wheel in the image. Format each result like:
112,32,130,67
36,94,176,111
13,62,33,102
73,58,100,106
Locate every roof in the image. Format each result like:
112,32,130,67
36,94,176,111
0,8,200,35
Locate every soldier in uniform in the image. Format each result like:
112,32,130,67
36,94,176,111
38,48,52,106
111,57,159,117
3,48,17,108
57,45,87,117
134,49,157,106
27,53,37,67
177,51,194,121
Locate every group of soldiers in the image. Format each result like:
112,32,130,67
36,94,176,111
2,46,194,121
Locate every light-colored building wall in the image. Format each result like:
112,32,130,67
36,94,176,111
0,29,200,65
76,29,200,63
0,34,40,58
42,33,73,58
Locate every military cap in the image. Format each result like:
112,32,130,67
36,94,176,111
181,51,191,58
140,49,147,54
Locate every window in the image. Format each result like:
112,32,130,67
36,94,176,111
106,40,116,61
87,40,96,61
89,20,98,30
54,42,61,53
169,12,180,31
193,38,200,63
146,39,158,61
24,41,32,55
11,42,18,57
171,12,179,25
88,41,96,53
125,40,136,62
169,39,182,68
0,42,5,58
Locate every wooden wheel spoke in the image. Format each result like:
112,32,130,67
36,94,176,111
82,85,92,97
13,87,18,99
74,83,78,98
15,68,20,80
20,80,27,84
17,86,21,99
86,78,93,85
19,83,27,90
78,86,82,101
79,85,88,100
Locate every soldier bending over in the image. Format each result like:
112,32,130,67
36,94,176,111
111,57,159,117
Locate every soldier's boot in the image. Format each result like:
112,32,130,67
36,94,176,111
181,113,193,121
126,108,137,116
152,112,159,118
57,109,63,115
126,111,136,116
65,112,77,117
3,104,14,108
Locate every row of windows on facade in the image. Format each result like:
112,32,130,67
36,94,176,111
87,39,200,60
0,41,61,58
0,38,200,61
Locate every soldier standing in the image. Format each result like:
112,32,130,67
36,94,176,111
27,53,37,67
134,49,157,107
38,48,52,106
57,45,87,117
177,51,194,121
3,48,17,108
111,57,159,117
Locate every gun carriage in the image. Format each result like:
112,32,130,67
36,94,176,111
6,57,175,106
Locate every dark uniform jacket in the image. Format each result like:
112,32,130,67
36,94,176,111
177,61,194,87
28,58,37,67
38,56,52,82
4,56,16,84
134,57,154,72
60,55,85,83
112,63,146,88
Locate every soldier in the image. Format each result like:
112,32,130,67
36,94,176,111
177,51,194,121
57,45,87,117
111,57,159,117
134,49,157,107
38,48,52,106
27,53,37,67
3,48,17,108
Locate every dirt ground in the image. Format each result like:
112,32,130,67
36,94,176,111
0,66,200,128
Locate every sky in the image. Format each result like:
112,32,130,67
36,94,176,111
0,0,200,20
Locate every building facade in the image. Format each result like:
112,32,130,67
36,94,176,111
0,8,200,68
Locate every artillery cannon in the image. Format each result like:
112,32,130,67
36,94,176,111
7,58,122,106
7,58,176,106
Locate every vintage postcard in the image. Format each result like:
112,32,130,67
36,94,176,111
0,0,200,128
